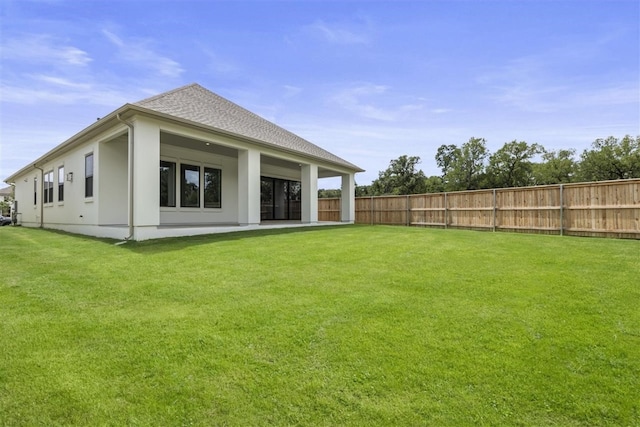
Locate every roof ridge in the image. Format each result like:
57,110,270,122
133,83,202,106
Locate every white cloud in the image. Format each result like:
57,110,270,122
102,29,184,78
31,75,92,90
0,34,91,66
0,81,129,106
329,83,426,122
306,19,371,45
330,84,393,121
283,85,302,98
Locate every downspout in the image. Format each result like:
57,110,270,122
117,114,134,241
33,164,44,228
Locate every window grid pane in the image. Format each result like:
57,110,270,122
85,154,94,198
181,164,200,207
160,161,176,207
58,167,64,202
204,167,221,208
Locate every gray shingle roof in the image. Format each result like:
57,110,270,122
133,83,362,171
0,186,13,196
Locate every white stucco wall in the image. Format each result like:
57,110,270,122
159,143,239,225
10,139,103,229
99,137,128,225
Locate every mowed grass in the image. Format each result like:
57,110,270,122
0,225,638,426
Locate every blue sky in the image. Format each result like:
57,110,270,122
1,0,638,186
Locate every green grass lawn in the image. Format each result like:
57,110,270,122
1,225,638,426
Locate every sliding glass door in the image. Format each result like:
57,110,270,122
260,177,301,220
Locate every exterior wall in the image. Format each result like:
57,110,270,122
301,164,318,223
98,137,128,225
341,173,356,223
132,118,161,229
159,143,239,225
11,139,103,229
261,163,301,181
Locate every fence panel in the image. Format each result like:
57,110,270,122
374,195,408,225
446,190,494,229
496,186,561,233
325,178,640,239
409,193,445,227
318,197,341,222
563,180,640,238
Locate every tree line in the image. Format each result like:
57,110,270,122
318,135,639,198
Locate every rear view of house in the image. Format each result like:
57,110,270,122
4,83,363,240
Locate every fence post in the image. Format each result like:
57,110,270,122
370,196,374,225
492,188,497,232
444,192,448,229
559,184,564,236
406,195,410,227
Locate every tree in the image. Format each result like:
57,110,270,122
355,184,373,197
318,188,342,198
532,149,577,185
424,176,445,193
371,155,427,195
0,200,11,216
486,140,544,188
435,144,460,178
436,137,488,191
578,135,640,181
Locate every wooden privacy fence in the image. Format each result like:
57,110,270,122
318,179,640,239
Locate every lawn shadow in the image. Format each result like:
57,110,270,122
117,225,352,255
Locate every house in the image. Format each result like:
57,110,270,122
0,186,13,215
3,84,363,240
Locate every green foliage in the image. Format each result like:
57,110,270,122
424,175,445,193
371,155,427,195
436,137,488,191
578,135,640,181
487,140,544,188
532,149,577,185
0,200,11,216
355,184,373,197
318,188,341,198
1,226,639,425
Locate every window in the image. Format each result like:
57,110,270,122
204,167,221,208
44,171,53,204
58,166,64,202
181,164,200,207
160,161,176,207
85,153,94,198
34,177,38,205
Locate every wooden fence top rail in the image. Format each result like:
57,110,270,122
367,209,409,212
447,207,494,211
497,206,561,211
565,205,640,210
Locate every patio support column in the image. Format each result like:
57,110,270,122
341,172,355,223
238,148,260,225
131,118,160,233
301,163,318,223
